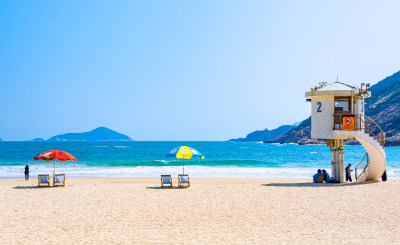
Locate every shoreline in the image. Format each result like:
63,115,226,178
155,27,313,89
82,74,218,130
1,165,398,179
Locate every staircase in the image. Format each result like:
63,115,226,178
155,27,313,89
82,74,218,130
332,114,386,181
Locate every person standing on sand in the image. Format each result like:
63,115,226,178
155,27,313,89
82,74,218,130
24,165,29,180
381,170,387,181
345,164,352,182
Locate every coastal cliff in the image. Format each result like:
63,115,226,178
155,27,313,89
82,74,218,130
364,71,400,146
268,70,400,146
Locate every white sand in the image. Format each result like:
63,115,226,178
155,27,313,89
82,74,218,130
1,178,399,244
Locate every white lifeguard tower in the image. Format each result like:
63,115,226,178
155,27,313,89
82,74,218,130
305,82,386,182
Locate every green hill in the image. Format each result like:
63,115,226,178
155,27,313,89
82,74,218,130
47,127,133,142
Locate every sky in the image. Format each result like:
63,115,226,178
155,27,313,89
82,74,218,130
1,0,400,141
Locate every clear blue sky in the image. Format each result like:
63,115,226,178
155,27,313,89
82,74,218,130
1,0,400,141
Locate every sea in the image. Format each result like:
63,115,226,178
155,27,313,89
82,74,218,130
0,141,399,179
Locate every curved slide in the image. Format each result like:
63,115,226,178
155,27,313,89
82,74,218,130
333,130,386,181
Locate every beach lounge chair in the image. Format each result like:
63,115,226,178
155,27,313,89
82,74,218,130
54,174,65,187
317,175,324,183
37,174,50,187
178,174,190,187
161,175,172,187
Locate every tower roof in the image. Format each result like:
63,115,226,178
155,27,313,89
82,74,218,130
317,82,355,91
305,82,370,98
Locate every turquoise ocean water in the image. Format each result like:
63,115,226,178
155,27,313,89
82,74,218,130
0,141,399,179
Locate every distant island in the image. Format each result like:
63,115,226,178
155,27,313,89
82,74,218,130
47,127,133,142
30,138,45,142
229,123,299,142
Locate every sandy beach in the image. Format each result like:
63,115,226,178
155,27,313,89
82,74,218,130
1,178,399,244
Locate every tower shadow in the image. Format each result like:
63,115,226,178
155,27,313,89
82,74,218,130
262,181,379,188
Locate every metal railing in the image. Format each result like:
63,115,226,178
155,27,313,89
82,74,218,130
332,114,385,149
355,153,369,182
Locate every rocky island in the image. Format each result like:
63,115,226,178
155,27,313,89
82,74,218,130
30,138,45,141
47,127,133,142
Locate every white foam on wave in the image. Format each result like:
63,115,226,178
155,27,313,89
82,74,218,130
1,165,399,179
153,160,171,164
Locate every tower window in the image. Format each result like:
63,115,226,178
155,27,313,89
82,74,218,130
334,97,351,114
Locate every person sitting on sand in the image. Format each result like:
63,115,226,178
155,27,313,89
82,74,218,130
322,169,336,183
313,169,323,183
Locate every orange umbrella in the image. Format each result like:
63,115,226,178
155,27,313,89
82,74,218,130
33,149,77,177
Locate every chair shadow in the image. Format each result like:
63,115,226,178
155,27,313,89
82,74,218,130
146,186,188,190
262,181,379,188
13,186,44,189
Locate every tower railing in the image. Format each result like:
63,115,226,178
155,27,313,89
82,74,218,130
355,153,369,182
332,114,385,149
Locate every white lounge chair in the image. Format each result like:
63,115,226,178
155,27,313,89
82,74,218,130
37,174,50,187
54,174,65,187
178,174,190,187
161,175,172,187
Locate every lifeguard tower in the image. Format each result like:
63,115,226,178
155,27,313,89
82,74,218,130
305,82,386,182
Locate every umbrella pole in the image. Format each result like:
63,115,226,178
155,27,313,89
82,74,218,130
183,159,185,175
53,160,56,179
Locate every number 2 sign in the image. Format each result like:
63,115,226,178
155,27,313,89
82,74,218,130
317,102,322,112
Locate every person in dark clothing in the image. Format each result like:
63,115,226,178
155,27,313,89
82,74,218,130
322,169,335,183
24,165,29,180
382,170,387,181
345,164,352,182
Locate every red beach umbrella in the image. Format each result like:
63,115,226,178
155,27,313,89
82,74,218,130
33,149,77,177
33,150,77,161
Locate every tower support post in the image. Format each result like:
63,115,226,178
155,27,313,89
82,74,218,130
331,139,345,182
